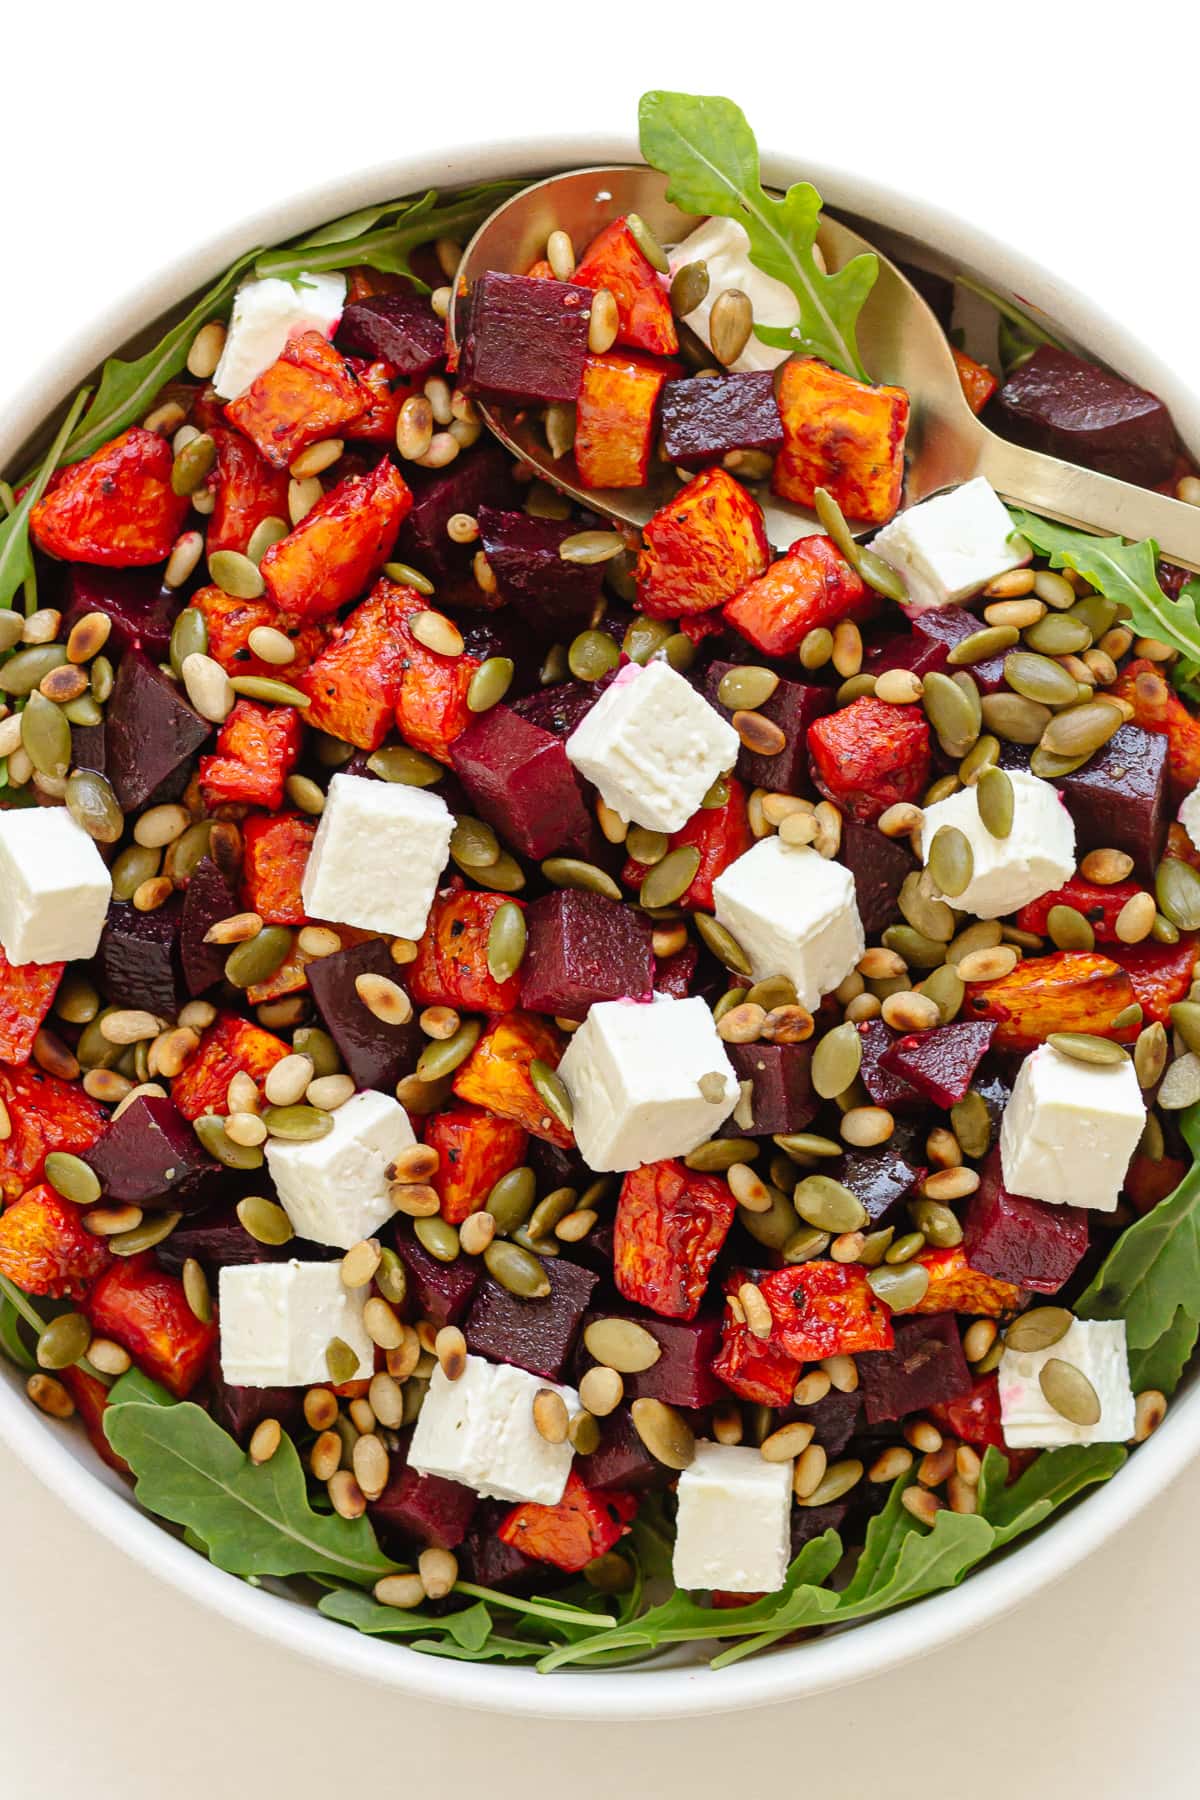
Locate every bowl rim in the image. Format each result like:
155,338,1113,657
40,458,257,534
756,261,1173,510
1,126,1196,1721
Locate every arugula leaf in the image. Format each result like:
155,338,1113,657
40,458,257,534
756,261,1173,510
977,1444,1126,1547
106,1367,177,1409
638,91,877,381
103,1400,398,1585
0,1294,36,1371
253,183,524,289
0,386,91,607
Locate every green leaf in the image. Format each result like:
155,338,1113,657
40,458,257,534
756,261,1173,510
106,1367,176,1409
0,1294,36,1371
638,91,877,381
253,182,524,290
978,1443,1127,1547
0,386,92,607
103,1401,398,1586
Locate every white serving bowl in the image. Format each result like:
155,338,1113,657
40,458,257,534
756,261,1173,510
1,132,1197,1721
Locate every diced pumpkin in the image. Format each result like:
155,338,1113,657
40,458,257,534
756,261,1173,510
205,426,292,556
30,426,189,567
391,584,482,764
771,357,909,524
1107,937,1200,1027
636,468,770,618
613,1158,736,1322
572,218,678,357
0,1067,105,1202
260,459,412,625
808,698,931,823
343,358,414,441
952,348,998,416
423,1103,528,1224
452,1012,572,1147
723,533,869,656
759,1262,893,1359
963,951,1135,1052
408,885,524,1014
498,1470,637,1572
299,584,410,752
909,1246,1023,1318
0,949,63,1065
60,1365,129,1473
712,1287,802,1406
186,586,326,682
86,1253,216,1397
574,351,670,489
0,1184,111,1298
171,1012,290,1121
240,813,315,925
1015,877,1146,944
199,700,302,809
224,330,367,469
622,778,751,910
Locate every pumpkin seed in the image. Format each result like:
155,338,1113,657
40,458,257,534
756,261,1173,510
65,768,123,844
626,825,668,866
229,675,310,708
483,851,526,894
383,560,435,595
484,1237,549,1296
559,531,626,567
717,665,779,711
669,259,709,317
709,288,753,366
366,745,443,787
113,843,163,903
529,1059,573,1133
630,1397,694,1470
1111,1002,1144,1032
744,975,798,1012
234,1192,294,1248
742,1185,804,1252
898,870,956,943
542,857,622,901
1153,912,1181,945
75,1012,123,1071
1156,858,1200,931
694,913,752,975
36,1311,92,1370
701,775,730,810
416,1019,482,1081
451,815,500,871
684,1137,759,1172
262,1103,335,1142
286,774,326,815
568,629,621,682
640,846,701,910
324,1337,360,1386
208,548,265,600
947,625,1021,666
225,926,293,989
486,902,526,983
782,1226,835,1263
0,645,68,696
855,546,908,604
950,1089,991,1159
466,656,514,713
979,692,1053,744
811,1022,862,1099
625,212,669,273
18,693,68,780
866,1262,930,1311
1023,612,1092,656
1039,1356,1101,1426
1070,593,1119,640
63,693,104,727
836,674,877,705
1029,743,1089,779
1005,1306,1073,1353
908,1197,963,1248
918,961,964,1023
958,734,1000,786
622,617,674,665
794,1174,867,1234
1039,700,1123,759
44,1152,101,1206
975,765,1013,840
167,821,215,883
414,1215,461,1263
663,633,697,672
375,1247,408,1307
927,826,974,899
485,1166,537,1234
584,1317,662,1373
0,613,24,652
1157,1052,1200,1110
774,1131,843,1160
1003,650,1080,707
109,1209,182,1256
1046,1032,1128,1067
246,516,290,565
293,1026,340,1078
170,431,216,497
1169,1000,1200,1054
528,1186,577,1241
182,1257,212,1323
923,671,980,757
797,1457,864,1509
1046,904,1094,951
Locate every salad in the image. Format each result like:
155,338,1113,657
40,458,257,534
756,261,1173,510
0,89,1198,1675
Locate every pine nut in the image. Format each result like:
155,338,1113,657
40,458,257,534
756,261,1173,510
983,597,1045,628
27,1374,74,1418
875,668,923,705
289,438,343,479
396,395,434,461
203,911,263,946
355,972,413,1026
288,476,323,525
247,626,297,666
904,1417,943,1453
435,1325,468,1381
388,1143,440,1184
923,1166,980,1201
760,1420,815,1462
1115,891,1156,944
249,1418,282,1464
983,568,1035,598
868,1445,914,1482
182,652,235,722
1134,1388,1167,1442
306,1074,355,1111
86,1336,132,1376
329,1470,368,1519
831,618,863,677
878,802,924,839
263,1054,314,1107
918,1442,958,1487
955,1443,983,1483
363,1297,404,1350
880,992,940,1032
148,1026,199,1079
925,1127,962,1169
737,1281,773,1340
99,1009,162,1046
901,1486,943,1526
588,287,620,354
226,1071,260,1115
304,1388,339,1431
374,1573,426,1609
532,1386,570,1443
793,1370,832,1406
459,1210,496,1256
352,1433,389,1500
963,1318,998,1363
840,1106,895,1147
579,1365,623,1416
956,945,1019,983
821,1354,859,1394
368,1372,405,1429
418,1546,458,1600
793,1444,828,1499
187,320,227,379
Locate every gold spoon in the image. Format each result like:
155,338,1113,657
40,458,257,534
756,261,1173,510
452,164,1200,570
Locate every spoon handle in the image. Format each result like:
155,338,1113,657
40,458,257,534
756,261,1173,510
975,430,1200,574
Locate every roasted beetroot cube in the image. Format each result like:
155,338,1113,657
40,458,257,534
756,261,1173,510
458,272,592,406
603,1312,722,1408
335,292,445,377
577,1406,672,1492
105,647,211,810
70,722,106,775
994,345,1178,488
660,372,784,468
157,1204,289,1275
788,1385,862,1456
451,704,591,859
459,1501,544,1593
839,820,916,937
726,1042,819,1135
464,1256,597,1380
307,938,422,1091
512,678,605,738
369,1431,477,1550
85,1095,218,1209
879,1020,997,1108
397,443,516,590
98,898,186,1017
654,943,698,998
831,1144,924,1227
704,660,833,793
210,1367,303,1445
180,857,240,997
868,605,1007,693
393,1226,480,1326
520,889,653,1021
857,1019,923,1111
476,507,605,635
963,1149,1089,1294
792,1502,850,1556
1056,723,1167,880
63,567,182,661
859,1313,973,1424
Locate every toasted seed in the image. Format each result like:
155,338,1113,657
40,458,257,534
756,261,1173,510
484,1238,550,1298
1134,1389,1167,1443
717,665,780,712
229,674,311,709
971,765,1013,841
1005,1306,1073,1353
108,1209,182,1256
430,1323,467,1383
793,1174,868,1235
44,1152,102,1207
82,1203,143,1238
1156,857,1200,931
236,1195,293,1245
208,547,265,601
411,1018,480,1084
35,1310,91,1371
869,1445,915,1483
540,856,621,903
26,1372,75,1419
354,972,413,1028
576,1365,622,1421
1038,699,1123,761
529,1059,573,1133
962,1320,998,1365
927,825,974,900
631,1397,695,1470
799,1457,865,1508
18,692,70,780
181,652,235,723
923,671,980,756
831,618,864,680
880,991,940,1033
951,1090,991,1160
761,1420,815,1463
464,653,516,716
583,1317,662,1374
867,1262,930,1310
1003,650,1080,708
811,1021,862,1099
897,871,956,944
1047,1031,1128,1067
840,1106,896,1149
694,913,753,976
709,287,753,365
1110,890,1155,947
1080,847,1135,886
792,1444,828,1500
1158,1051,1200,1110
1039,1356,1101,1426
261,1103,335,1144
733,707,788,758
639,846,701,909
1042,903,1094,952
224,926,292,990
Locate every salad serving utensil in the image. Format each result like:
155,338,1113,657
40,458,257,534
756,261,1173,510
453,166,1200,571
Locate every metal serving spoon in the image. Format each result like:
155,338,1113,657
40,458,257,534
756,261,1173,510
453,165,1200,571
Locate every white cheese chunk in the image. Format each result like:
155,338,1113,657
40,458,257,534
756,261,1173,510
0,807,112,965
1179,783,1200,852
672,1441,793,1594
301,772,453,940
919,769,1075,919
711,837,864,1011
217,1259,373,1387
999,1319,1135,1448
669,218,799,373
557,994,739,1173
870,477,1030,613
212,271,347,400
409,1355,578,1504
1000,1042,1144,1213
265,1088,415,1248
565,660,738,834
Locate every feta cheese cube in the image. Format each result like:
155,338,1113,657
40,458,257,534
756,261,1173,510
919,769,1075,919
1179,782,1200,852
0,807,112,965
409,1354,578,1504
871,477,1030,613
217,1259,373,1387
999,1319,1135,1448
212,271,347,400
300,772,453,939
1000,1041,1144,1213
565,661,738,834
669,218,799,373
672,1441,793,1594
558,994,739,1173
711,837,864,1010
265,1088,415,1248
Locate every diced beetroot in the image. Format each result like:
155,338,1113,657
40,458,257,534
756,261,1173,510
306,938,422,1091
858,1313,973,1424
520,890,654,1021
857,1019,924,1111
584,1310,723,1408
512,679,604,739
791,1502,851,1556
963,1148,1090,1294
393,1225,479,1326
654,943,698,998
703,661,834,793
464,1256,598,1381
458,272,593,406
369,1430,478,1550
475,507,605,635
179,857,240,997
209,1366,304,1446
85,1094,219,1208
335,292,446,377
830,1143,924,1226
577,1407,673,1492
450,704,592,859
660,372,784,468
994,345,1178,488
157,1205,294,1275
726,1042,819,1135
459,1501,544,1593
879,1020,997,1108
104,647,211,810
70,723,106,775
397,443,516,592
1055,722,1167,880
97,898,186,1018
839,819,917,937
787,1384,863,1456
63,567,182,661
868,605,1007,693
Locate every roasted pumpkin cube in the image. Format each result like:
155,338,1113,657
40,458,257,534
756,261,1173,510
614,1159,736,1322
186,586,326,682
771,356,909,525
241,813,315,925
622,778,751,910
574,351,670,489
909,1246,1023,1318
1015,877,1146,944
759,1262,893,1360
952,348,998,416
1112,658,1200,802
0,1184,111,1299
171,1012,290,1121
0,1067,105,1202
963,950,1136,1052
498,1470,637,1573
408,885,524,1014
808,698,931,823
224,330,368,469
0,949,63,1065
260,459,412,625
199,700,302,809
423,1103,528,1225
86,1252,216,1397
452,1012,572,1147
636,468,771,619
391,583,482,764
343,358,413,441
206,426,291,556
1107,937,1200,1027
30,426,190,567
712,1287,802,1406
723,533,868,655
572,218,679,357
299,584,411,752
60,1365,129,1473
